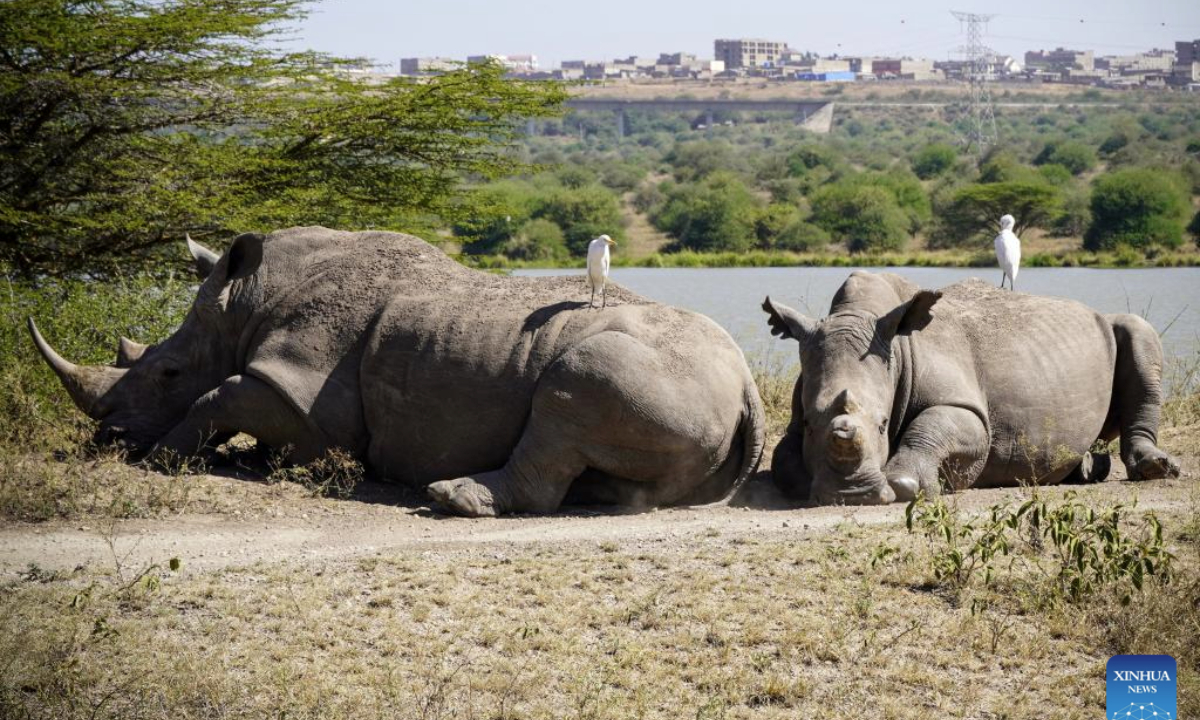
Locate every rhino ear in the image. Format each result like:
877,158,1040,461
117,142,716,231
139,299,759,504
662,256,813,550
763,296,818,345
222,233,264,282
186,234,220,279
879,289,942,338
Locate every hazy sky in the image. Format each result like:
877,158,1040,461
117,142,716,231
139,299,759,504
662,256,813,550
292,0,1200,69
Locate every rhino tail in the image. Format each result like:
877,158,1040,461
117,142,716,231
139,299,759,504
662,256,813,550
691,377,766,508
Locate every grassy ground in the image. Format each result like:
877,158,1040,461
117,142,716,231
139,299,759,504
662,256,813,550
1,278,1198,719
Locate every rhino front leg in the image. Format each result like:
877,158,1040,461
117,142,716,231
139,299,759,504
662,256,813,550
151,375,332,464
883,405,989,501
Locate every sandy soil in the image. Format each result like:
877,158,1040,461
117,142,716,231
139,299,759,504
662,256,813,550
2,461,1192,579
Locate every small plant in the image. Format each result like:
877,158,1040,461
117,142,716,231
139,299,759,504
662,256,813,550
905,491,1174,605
267,446,364,499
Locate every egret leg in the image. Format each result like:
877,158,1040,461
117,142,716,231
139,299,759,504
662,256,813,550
590,285,596,309
999,274,1005,289
601,283,607,309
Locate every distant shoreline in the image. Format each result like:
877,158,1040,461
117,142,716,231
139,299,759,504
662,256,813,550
459,249,1200,271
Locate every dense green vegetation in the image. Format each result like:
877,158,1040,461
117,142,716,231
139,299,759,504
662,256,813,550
0,0,566,276
457,96,1200,265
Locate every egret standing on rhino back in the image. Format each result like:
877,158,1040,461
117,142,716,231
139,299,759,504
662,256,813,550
994,214,1021,291
587,234,616,308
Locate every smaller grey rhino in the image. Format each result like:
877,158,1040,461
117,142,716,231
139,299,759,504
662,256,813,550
763,270,1180,505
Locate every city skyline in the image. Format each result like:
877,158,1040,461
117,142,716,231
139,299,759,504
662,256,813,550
291,0,1200,69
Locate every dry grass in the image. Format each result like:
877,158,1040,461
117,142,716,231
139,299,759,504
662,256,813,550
3,496,1194,720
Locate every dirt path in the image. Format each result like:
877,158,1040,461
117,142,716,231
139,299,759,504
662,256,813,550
2,474,1193,578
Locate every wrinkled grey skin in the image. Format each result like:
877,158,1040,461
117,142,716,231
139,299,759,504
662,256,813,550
30,227,764,517
763,271,1180,505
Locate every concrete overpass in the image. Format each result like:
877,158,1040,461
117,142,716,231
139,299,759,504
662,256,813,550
562,98,835,136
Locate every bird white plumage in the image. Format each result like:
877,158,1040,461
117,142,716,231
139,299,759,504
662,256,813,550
586,234,616,308
994,214,1021,291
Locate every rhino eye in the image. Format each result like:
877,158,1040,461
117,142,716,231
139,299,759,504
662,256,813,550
879,418,888,434
160,366,180,379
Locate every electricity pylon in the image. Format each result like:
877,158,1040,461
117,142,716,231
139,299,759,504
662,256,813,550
952,10,998,155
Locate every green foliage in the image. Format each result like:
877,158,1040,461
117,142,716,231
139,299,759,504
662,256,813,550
1085,168,1190,250
0,0,566,275
1189,210,1200,248
906,492,1175,606
535,184,624,255
1,274,193,450
931,181,1062,247
652,172,760,253
810,183,909,252
1033,140,1098,176
505,218,568,261
665,140,741,182
911,143,958,179
842,170,931,233
455,180,622,257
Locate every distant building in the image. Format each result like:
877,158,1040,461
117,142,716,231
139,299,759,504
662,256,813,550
714,38,788,69
1024,47,1094,73
399,57,457,76
466,54,539,73
1177,39,1200,64
657,52,697,66
1101,49,1174,76
1173,39,1200,84
871,58,936,80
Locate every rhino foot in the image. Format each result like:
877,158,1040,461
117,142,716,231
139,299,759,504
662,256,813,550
886,474,919,502
1127,451,1182,482
427,478,498,518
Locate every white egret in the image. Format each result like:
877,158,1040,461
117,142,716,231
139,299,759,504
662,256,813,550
586,234,616,308
994,214,1021,291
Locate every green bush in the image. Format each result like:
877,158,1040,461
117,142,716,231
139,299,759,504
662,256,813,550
773,221,831,252
1084,168,1189,250
504,218,568,261
811,183,910,253
1033,140,1098,176
535,184,625,256
652,172,759,253
911,143,958,179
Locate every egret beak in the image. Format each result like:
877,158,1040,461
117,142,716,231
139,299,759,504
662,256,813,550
607,238,617,246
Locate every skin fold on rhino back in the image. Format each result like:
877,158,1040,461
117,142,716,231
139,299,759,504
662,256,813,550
908,279,1118,487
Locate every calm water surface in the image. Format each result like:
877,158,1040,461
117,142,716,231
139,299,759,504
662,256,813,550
516,267,1200,366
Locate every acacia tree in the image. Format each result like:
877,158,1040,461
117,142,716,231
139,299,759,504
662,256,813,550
930,181,1062,248
0,0,566,275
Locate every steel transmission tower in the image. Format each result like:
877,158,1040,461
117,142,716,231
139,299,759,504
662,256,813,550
951,10,998,154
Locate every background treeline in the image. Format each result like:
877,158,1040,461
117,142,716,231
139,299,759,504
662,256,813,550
453,101,1200,264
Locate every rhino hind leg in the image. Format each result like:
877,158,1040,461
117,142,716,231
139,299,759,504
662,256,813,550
1107,314,1181,482
429,330,737,517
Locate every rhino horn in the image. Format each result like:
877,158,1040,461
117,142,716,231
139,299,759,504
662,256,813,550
835,388,861,415
186,234,220,279
27,318,125,419
116,337,148,367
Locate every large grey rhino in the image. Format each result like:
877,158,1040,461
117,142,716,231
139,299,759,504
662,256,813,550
762,271,1180,505
29,226,765,516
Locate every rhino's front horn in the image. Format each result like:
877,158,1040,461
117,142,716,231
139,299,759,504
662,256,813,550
27,318,126,419
116,337,148,367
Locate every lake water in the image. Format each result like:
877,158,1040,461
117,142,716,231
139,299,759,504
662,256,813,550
516,267,1200,368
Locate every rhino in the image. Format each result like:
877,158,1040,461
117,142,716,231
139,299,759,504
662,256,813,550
762,271,1181,505
29,226,764,516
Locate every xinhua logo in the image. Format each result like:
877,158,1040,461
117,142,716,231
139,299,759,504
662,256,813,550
1106,655,1177,720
